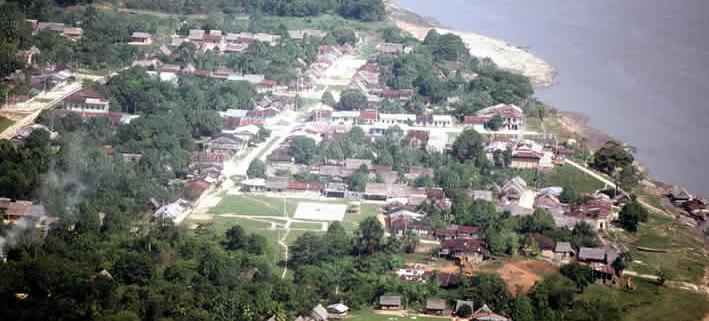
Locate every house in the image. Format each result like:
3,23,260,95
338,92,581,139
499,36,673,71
61,88,110,114
432,114,454,127
205,134,245,152
568,193,613,230
426,298,446,315
590,262,616,285
153,199,190,221
531,233,555,258
471,304,509,321
326,304,349,319
324,183,347,198
288,182,325,192
266,176,289,192
390,217,433,238
379,296,401,310
466,104,524,131
311,304,328,321
267,153,295,166
359,109,379,124
471,190,494,202
130,32,152,44
439,238,485,263
554,242,575,263
372,89,414,101
670,185,691,203
578,247,606,263
62,27,83,40
365,182,389,200
1,200,44,223
240,178,266,192
501,176,527,201
510,150,543,169
188,29,205,41
534,192,562,210
345,158,373,171
435,228,457,241
376,43,414,54
183,178,211,199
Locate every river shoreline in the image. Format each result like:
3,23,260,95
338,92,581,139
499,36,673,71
385,0,688,197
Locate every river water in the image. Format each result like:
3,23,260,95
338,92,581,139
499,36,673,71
397,0,709,197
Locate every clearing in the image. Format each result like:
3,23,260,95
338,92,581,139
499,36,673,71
479,259,558,294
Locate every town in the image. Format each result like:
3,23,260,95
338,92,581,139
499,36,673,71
1,1,708,321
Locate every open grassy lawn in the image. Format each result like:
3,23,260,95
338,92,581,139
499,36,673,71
622,212,709,283
583,279,709,321
0,116,14,133
342,202,382,231
289,221,324,230
263,14,394,32
347,310,449,321
209,194,295,217
540,164,605,193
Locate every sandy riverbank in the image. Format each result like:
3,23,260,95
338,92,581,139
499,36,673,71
386,1,555,87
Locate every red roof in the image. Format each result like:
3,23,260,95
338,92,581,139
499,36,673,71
287,182,325,191
184,179,210,193
464,115,491,124
440,238,484,252
406,130,430,140
359,109,379,120
102,145,116,154
259,79,277,86
512,151,543,159
192,70,211,77
247,109,278,117
435,229,457,236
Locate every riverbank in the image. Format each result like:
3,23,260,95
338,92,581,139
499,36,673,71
385,1,555,87
387,0,701,200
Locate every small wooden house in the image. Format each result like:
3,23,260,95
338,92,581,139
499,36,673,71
379,296,401,310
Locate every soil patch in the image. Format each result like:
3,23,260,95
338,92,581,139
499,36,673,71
190,214,212,221
493,260,558,294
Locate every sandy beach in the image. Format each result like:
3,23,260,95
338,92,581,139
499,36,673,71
386,1,555,87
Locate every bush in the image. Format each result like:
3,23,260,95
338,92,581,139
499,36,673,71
457,304,472,317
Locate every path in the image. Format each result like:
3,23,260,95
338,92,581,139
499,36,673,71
564,158,669,216
622,270,709,296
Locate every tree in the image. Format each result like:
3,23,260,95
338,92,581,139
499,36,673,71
247,159,265,178
423,29,440,46
451,128,484,163
62,112,83,132
487,114,504,131
321,91,336,107
560,262,594,292
224,224,247,251
336,89,367,111
330,27,356,45
291,232,324,267
511,295,535,321
24,128,50,149
591,141,633,174
288,136,318,164
348,164,369,192
618,199,648,232
616,165,644,193
611,252,631,276
456,304,472,318
355,216,384,255
559,186,579,204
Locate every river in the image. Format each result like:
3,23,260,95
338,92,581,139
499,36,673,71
397,0,709,197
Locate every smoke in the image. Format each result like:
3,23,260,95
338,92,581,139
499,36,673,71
0,216,39,259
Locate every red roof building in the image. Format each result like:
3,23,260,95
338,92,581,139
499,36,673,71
63,88,110,113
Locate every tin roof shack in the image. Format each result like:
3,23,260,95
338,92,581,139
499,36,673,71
670,185,692,203
471,304,509,321
439,238,485,264
379,296,401,310
265,176,289,192
1,200,44,223
426,298,446,315
554,242,575,264
578,247,607,263
311,304,328,321
326,304,349,319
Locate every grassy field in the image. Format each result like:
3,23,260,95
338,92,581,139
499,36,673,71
347,310,449,321
621,210,709,283
263,14,395,32
583,279,709,321
0,116,14,133
290,221,324,230
540,164,606,193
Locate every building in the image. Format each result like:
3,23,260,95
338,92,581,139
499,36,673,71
62,88,110,114
205,134,245,152
130,32,152,44
311,304,328,321
379,296,401,310
470,304,509,321
188,29,205,41
670,185,691,203
554,242,575,263
439,238,485,263
240,178,266,192
266,176,289,192
326,304,349,319
426,298,446,315
1,199,45,223
578,247,607,263
531,233,555,258
501,176,527,201
465,103,524,131
510,140,544,169
376,43,414,54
